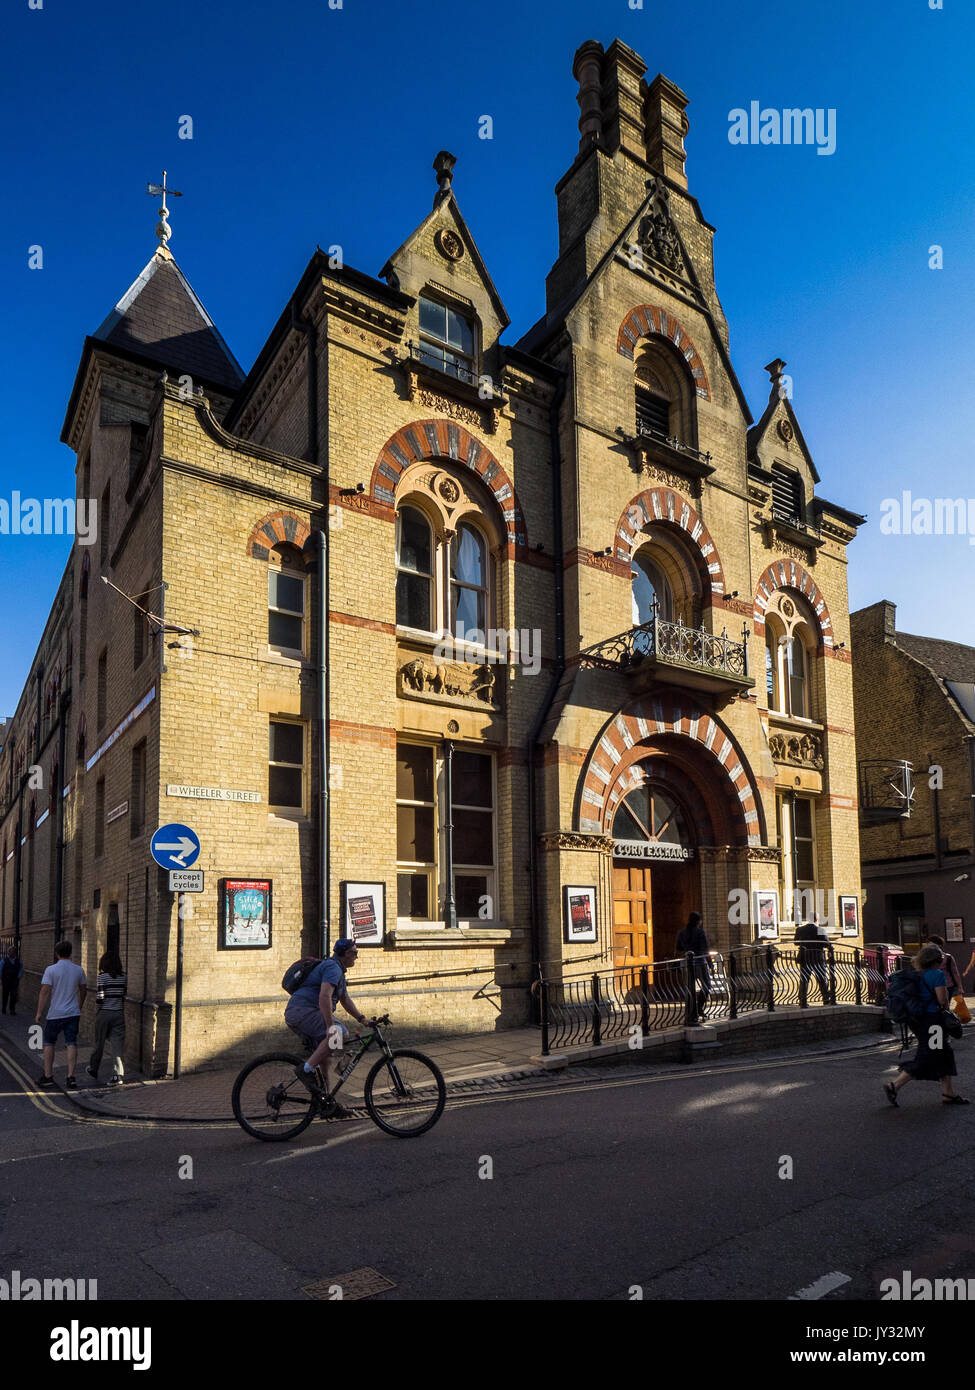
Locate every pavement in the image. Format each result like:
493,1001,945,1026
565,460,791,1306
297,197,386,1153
0,1007,553,1121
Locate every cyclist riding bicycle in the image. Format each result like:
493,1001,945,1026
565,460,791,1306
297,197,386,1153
285,938,368,1116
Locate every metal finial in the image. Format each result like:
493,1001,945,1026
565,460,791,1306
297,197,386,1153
146,170,183,249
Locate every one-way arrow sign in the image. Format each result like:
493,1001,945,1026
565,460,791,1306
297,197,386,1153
151,822,201,870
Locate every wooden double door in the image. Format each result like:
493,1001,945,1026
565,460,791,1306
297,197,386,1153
612,858,698,968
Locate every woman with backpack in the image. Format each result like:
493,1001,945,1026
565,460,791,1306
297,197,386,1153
926,934,971,1023
884,944,969,1106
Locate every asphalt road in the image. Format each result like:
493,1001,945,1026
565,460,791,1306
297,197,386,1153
2,1035,975,1303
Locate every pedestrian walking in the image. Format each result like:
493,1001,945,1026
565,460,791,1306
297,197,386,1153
795,914,830,1006
676,911,711,1021
85,950,127,1086
884,945,968,1107
1,946,23,1015
926,934,971,1024
35,939,87,1090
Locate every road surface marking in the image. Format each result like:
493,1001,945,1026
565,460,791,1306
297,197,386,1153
789,1271,851,1300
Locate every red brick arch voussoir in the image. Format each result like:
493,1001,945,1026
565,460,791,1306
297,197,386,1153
246,511,311,560
615,486,726,599
616,303,711,401
578,690,762,846
753,558,833,650
369,419,527,552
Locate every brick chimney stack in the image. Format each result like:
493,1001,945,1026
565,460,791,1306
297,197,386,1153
644,73,689,189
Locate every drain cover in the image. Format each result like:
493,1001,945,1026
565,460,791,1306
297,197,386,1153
302,1267,396,1300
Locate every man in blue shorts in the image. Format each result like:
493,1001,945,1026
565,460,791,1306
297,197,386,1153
36,938,87,1090
285,938,367,1116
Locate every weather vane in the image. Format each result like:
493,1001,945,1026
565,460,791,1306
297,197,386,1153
146,170,182,249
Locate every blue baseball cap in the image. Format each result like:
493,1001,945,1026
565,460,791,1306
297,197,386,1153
333,938,357,955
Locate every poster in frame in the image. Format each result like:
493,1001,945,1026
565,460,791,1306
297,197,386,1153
219,877,272,949
839,895,860,938
945,916,964,943
754,890,779,941
340,881,386,946
564,885,598,944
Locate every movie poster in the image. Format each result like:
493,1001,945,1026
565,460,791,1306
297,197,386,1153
341,881,385,946
564,885,598,944
220,878,272,949
839,895,859,938
754,890,779,941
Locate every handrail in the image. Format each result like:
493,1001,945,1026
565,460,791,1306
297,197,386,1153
578,613,749,677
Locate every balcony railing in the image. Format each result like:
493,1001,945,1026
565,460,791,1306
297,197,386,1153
769,505,822,542
407,341,478,388
858,759,914,821
633,420,713,469
579,613,750,682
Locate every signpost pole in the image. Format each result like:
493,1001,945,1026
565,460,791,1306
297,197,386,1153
174,891,184,1078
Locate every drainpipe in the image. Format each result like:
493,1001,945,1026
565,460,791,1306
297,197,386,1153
53,688,71,945
292,298,327,955
443,739,456,928
929,749,942,870
11,745,23,957
526,368,568,986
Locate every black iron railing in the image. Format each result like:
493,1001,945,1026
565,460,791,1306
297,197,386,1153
858,759,914,820
408,341,478,387
634,420,713,468
579,613,749,678
538,944,889,1054
770,505,822,540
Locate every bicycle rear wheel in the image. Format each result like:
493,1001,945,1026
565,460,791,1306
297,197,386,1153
232,1052,317,1141
364,1049,446,1137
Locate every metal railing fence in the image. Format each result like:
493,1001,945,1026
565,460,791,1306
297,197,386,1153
538,944,892,1055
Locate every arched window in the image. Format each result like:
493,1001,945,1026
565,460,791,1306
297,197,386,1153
633,341,697,450
787,635,807,719
396,506,435,632
631,550,675,625
764,594,814,720
450,523,487,639
267,544,307,656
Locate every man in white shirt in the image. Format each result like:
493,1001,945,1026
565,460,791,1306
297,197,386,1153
35,939,87,1090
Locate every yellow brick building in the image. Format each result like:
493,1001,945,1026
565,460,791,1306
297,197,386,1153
0,37,865,1072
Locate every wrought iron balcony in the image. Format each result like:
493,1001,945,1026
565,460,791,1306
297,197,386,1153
633,420,713,469
767,505,823,545
579,614,753,694
407,341,478,387
858,759,914,822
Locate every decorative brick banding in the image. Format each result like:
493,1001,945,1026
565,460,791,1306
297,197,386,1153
753,559,833,650
246,510,311,560
369,419,527,553
578,690,762,846
616,304,711,401
614,486,726,598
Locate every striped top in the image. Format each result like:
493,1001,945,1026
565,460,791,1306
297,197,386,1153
96,972,127,1012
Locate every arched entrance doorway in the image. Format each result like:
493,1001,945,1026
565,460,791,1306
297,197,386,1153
611,776,700,967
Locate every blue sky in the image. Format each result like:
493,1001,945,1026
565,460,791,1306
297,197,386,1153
1,0,971,714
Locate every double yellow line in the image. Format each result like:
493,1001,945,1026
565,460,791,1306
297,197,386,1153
0,1038,77,1121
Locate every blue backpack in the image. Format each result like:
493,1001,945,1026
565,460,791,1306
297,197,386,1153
885,968,932,1023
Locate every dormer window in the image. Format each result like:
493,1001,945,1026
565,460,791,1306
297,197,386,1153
418,294,476,384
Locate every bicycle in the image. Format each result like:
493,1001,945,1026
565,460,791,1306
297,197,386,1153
231,1014,446,1141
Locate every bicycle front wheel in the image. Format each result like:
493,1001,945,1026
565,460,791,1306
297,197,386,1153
364,1049,446,1137
232,1052,317,1141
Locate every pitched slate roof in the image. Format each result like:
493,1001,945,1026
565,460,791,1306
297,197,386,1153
895,629,975,684
92,248,243,392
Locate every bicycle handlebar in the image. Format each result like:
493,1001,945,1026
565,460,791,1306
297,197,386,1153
365,1013,390,1027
